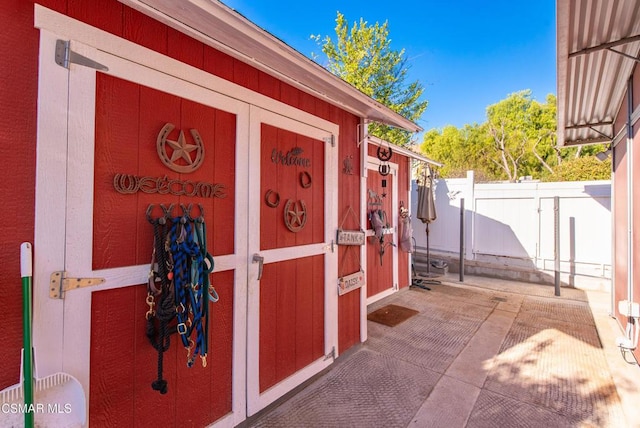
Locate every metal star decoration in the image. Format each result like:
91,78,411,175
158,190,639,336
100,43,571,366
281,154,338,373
284,199,307,232
288,204,304,227
167,130,198,165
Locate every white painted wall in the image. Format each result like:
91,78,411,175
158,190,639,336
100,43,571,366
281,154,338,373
410,173,612,282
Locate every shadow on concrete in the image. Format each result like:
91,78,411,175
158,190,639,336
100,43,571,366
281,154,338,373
247,281,626,427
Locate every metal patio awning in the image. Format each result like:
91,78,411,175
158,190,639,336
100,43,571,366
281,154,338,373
557,0,640,147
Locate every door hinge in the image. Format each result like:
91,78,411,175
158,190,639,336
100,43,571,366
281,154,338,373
49,271,106,299
324,346,336,361
323,135,335,148
55,39,109,71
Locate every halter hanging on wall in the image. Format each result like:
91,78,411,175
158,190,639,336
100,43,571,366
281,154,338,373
144,202,218,394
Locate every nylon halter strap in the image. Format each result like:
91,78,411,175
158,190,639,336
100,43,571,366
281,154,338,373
145,203,217,393
193,214,218,365
170,204,215,368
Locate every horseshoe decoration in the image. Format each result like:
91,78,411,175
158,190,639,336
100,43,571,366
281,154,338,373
157,123,205,173
284,199,307,233
376,145,393,162
265,189,280,208
378,163,391,176
300,171,312,188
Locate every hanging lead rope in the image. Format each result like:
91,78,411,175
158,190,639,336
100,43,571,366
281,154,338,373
145,203,217,393
146,204,175,394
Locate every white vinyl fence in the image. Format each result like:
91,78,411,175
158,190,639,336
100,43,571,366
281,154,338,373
410,171,611,288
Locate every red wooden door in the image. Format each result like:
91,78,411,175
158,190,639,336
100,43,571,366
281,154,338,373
34,40,249,428
34,37,338,426
246,107,338,415
89,73,237,426
366,161,397,300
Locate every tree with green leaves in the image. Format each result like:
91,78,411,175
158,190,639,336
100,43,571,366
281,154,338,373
543,155,611,181
312,12,427,146
421,124,498,180
421,90,610,182
483,90,543,181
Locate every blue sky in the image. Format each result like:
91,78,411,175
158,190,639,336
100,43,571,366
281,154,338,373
221,0,556,132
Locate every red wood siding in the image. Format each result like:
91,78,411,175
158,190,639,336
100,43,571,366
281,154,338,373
93,73,236,270
0,0,45,391
2,0,364,393
91,73,236,426
365,145,413,294
613,140,628,325
259,124,325,250
612,65,640,363
394,149,412,293
259,255,324,392
89,270,234,427
396,156,411,289
337,113,362,352
633,119,640,364
366,171,394,297
258,122,326,390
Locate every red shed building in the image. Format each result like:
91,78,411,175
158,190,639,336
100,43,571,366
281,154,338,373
0,1,437,426
557,0,640,364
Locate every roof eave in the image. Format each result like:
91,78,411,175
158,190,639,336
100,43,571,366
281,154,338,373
367,135,443,167
119,0,422,133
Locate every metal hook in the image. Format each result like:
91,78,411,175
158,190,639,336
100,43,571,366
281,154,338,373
160,204,175,222
147,204,172,225
179,203,192,223
189,203,205,222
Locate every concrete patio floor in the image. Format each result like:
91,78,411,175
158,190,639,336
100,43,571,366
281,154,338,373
246,274,640,428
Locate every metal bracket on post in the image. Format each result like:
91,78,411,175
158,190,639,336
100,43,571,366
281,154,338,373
55,39,109,71
49,271,106,299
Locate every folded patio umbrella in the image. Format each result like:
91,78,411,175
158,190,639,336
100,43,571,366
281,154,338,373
416,165,437,274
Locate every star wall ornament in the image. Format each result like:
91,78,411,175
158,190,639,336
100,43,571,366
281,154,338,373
167,130,197,164
284,199,307,233
157,123,205,173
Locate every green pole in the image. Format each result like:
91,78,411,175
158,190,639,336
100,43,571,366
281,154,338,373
21,242,34,428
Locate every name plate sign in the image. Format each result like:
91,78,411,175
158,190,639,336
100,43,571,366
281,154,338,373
338,270,365,296
336,229,365,246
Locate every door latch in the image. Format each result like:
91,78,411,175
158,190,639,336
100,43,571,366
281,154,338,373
252,254,264,280
323,240,335,253
49,271,105,299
